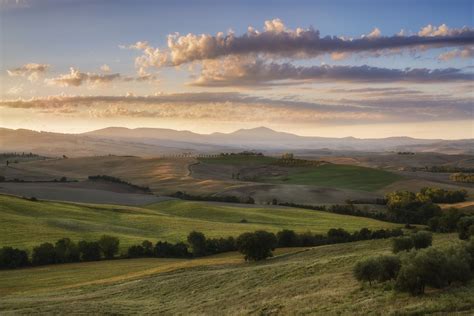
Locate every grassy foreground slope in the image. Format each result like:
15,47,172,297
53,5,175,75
1,234,472,315
0,195,399,251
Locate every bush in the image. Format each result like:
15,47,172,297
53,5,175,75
141,240,154,256
276,229,298,247
412,231,432,250
127,245,145,258
32,242,56,265
187,231,207,257
98,235,120,259
392,236,414,253
376,255,401,282
353,257,381,285
78,241,102,261
0,247,29,269
236,231,277,261
458,216,474,240
54,238,80,263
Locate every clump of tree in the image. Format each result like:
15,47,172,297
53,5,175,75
0,247,29,269
411,166,474,173
88,175,151,193
236,231,277,261
450,173,474,183
418,187,467,204
355,238,474,296
170,191,254,204
385,191,442,224
392,231,432,253
428,208,465,233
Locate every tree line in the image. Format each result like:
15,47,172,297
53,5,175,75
88,175,151,193
0,227,404,269
450,173,474,183
170,191,255,204
354,231,474,296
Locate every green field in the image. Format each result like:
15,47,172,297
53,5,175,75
0,194,399,251
261,164,403,191
1,234,471,315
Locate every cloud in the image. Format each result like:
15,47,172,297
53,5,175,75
0,91,470,124
191,57,473,87
438,47,474,61
7,63,49,82
45,67,121,87
126,19,474,69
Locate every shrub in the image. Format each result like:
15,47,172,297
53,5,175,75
54,238,80,263
376,255,401,282
78,241,102,261
187,231,207,257
236,231,277,261
353,257,381,285
458,216,474,240
98,235,120,259
141,240,154,256
327,228,352,243
0,247,29,269
276,229,298,247
127,245,145,258
32,242,56,265
392,236,414,253
412,231,432,249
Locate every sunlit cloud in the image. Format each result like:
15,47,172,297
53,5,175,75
7,63,49,82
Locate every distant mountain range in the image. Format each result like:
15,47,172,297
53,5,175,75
1,127,472,157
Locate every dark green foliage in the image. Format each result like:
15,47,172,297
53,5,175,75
78,241,101,261
458,216,474,240
141,240,153,256
428,208,464,233
392,236,414,253
127,245,145,258
205,236,236,254
444,245,472,285
98,235,120,259
419,187,468,203
154,241,191,258
88,175,151,193
385,190,442,224
171,191,244,204
376,255,401,282
54,238,79,263
236,231,277,261
276,229,298,247
32,242,56,265
327,228,352,243
412,231,432,249
0,247,29,269
187,231,207,257
353,257,381,285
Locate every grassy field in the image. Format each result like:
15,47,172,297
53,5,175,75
261,164,403,191
1,234,471,315
0,194,399,251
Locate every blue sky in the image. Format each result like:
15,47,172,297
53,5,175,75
0,0,473,138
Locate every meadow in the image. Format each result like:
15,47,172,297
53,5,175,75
1,234,471,315
0,194,399,251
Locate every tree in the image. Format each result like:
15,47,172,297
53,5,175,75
127,245,145,258
411,231,432,250
458,216,474,240
54,238,79,263
353,257,381,285
141,240,153,256
376,255,401,282
392,236,414,253
78,241,101,261
98,235,120,259
327,228,352,243
32,242,56,265
236,231,277,261
276,229,298,247
187,231,207,257
0,247,29,269
444,245,472,285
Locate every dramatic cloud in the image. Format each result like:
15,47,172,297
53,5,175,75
1,91,470,124
45,67,121,87
127,19,474,69
438,47,474,61
191,57,473,87
7,63,49,82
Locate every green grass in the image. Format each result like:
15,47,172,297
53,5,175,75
0,194,399,251
261,164,403,191
198,155,278,165
1,234,472,315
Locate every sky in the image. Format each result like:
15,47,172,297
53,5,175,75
0,0,473,138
